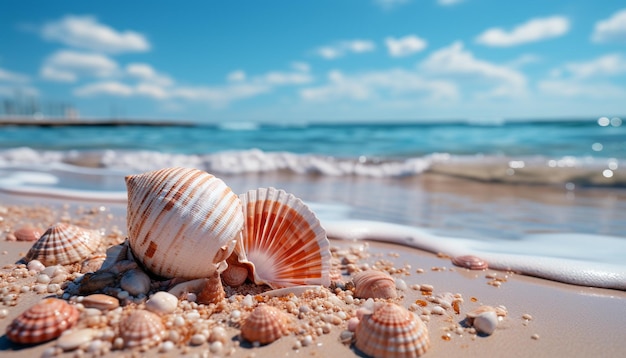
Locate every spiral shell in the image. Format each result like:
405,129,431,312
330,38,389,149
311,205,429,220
352,270,397,299
228,187,331,289
355,303,430,358
6,298,79,345
451,255,488,270
240,305,292,345
24,223,101,266
125,167,244,279
119,310,165,349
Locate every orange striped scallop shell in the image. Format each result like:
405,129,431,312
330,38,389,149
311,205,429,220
231,187,331,288
119,310,165,349
125,167,244,279
355,303,430,358
240,305,291,345
25,223,101,266
6,298,79,345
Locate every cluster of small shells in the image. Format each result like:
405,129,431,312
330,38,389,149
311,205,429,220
0,169,525,358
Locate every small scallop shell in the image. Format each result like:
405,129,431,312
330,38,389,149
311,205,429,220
14,226,43,242
6,298,79,345
355,303,430,358
119,310,165,349
25,223,101,266
352,270,397,299
451,255,488,270
240,305,292,345
125,167,244,279
228,187,331,289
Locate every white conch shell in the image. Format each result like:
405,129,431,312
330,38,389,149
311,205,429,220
226,187,331,289
125,167,244,279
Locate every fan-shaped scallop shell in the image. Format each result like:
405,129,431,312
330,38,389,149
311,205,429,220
119,310,165,349
125,167,244,279
352,270,397,299
24,223,101,266
6,298,79,345
355,303,430,358
240,304,292,345
231,187,331,288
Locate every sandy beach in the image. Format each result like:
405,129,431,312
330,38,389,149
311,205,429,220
0,180,625,358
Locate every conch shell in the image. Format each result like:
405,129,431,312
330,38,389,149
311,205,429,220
125,167,244,279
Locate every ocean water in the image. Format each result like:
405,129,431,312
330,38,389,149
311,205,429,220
0,118,625,289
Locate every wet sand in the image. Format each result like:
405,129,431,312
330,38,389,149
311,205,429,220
0,183,625,357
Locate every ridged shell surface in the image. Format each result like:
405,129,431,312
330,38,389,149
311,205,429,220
355,303,430,358
126,167,244,279
352,270,397,299
236,187,331,288
6,298,79,345
25,223,101,266
451,255,488,270
240,305,291,345
119,310,165,348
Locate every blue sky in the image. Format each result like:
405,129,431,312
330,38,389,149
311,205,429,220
1,0,625,123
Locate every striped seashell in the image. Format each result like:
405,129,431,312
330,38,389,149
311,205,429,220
125,167,244,279
6,298,79,345
451,255,488,270
240,304,292,345
352,270,397,299
119,310,165,349
80,253,107,273
227,187,331,289
355,303,430,358
25,223,101,266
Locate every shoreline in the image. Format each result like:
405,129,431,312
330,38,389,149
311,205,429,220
0,189,625,357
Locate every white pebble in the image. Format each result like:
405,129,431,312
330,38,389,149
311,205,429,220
230,310,241,320
190,334,206,346
431,306,446,315
395,278,408,291
36,274,51,284
160,341,175,352
27,260,45,272
57,329,96,351
47,283,60,293
0,308,8,318
473,311,498,335
242,294,254,307
146,291,178,315
301,335,313,347
209,341,223,354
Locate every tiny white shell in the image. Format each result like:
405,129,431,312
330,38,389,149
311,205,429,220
229,187,331,288
125,167,244,279
25,223,101,266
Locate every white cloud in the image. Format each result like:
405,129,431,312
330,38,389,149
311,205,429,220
259,71,313,86
41,15,150,53
227,70,246,82
171,83,271,108
563,54,626,79
315,40,376,59
437,0,464,6
373,0,410,10
126,63,173,86
0,68,30,83
74,81,134,97
538,79,626,98
300,69,458,102
506,54,541,68
385,35,427,57
476,16,570,47
41,50,119,82
419,41,527,97
291,62,310,72
592,9,626,43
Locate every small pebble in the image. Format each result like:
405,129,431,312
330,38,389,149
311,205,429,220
146,291,178,315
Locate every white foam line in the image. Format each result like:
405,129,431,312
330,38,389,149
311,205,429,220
323,220,626,291
0,185,127,203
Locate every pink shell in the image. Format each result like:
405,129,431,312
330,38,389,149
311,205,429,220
231,188,331,289
119,310,165,348
240,305,291,344
451,255,488,270
25,223,101,266
352,270,397,299
6,298,79,345
355,303,430,358
126,167,244,279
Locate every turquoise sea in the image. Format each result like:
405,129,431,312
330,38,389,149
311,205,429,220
0,118,625,289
